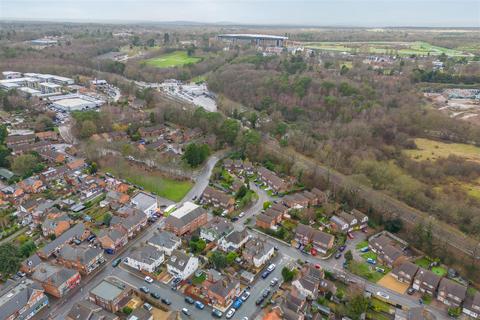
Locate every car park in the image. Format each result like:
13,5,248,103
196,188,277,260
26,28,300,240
241,290,251,301
140,286,149,294
212,309,223,318
144,276,154,283
194,301,205,309
182,308,191,316
185,296,195,304
150,292,161,299
267,263,276,272
226,308,236,319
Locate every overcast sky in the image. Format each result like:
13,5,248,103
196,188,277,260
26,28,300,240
1,0,479,27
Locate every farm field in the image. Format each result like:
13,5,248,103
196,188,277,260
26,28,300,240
101,158,192,202
144,50,201,68
303,41,470,57
404,138,480,163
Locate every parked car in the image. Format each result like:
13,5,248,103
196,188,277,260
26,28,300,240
226,308,236,319
376,267,385,273
194,301,205,310
267,263,276,272
261,271,270,279
239,211,245,218
139,286,149,294
161,298,171,305
143,303,153,311
256,296,264,305
338,245,346,252
407,287,416,295
241,291,251,301
144,276,154,283
185,296,195,304
112,258,122,268
347,232,354,239
262,288,271,298
212,309,223,318
314,264,321,269
360,247,369,253
232,298,243,309
376,291,390,300
182,308,191,317
335,252,342,259
231,217,239,222
150,292,161,299
366,258,376,265
270,277,279,287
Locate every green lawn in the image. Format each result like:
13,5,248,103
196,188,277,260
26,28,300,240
348,261,384,283
415,257,431,269
431,266,447,277
102,160,192,202
145,51,201,68
356,240,369,250
361,251,378,261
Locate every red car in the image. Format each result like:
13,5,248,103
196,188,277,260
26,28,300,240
314,264,321,269
347,232,354,239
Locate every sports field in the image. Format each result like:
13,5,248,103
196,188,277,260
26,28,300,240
404,138,480,163
304,41,469,57
145,50,201,68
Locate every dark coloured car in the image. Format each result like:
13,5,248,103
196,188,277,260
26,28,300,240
335,252,342,259
185,296,195,304
212,309,223,318
255,296,265,305
161,298,171,305
407,287,415,295
150,292,161,299
262,288,271,298
261,271,270,279
112,258,122,267
338,245,346,252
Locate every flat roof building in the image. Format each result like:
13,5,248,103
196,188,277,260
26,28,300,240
218,34,288,47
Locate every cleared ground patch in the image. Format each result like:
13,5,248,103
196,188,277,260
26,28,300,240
145,50,201,68
377,274,409,295
304,41,469,57
405,138,480,163
100,158,192,202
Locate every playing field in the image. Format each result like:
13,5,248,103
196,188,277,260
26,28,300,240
304,41,469,57
404,138,480,163
145,51,201,68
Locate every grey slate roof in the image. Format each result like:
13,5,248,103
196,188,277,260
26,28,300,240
167,250,192,272
127,245,163,265
58,245,102,265
147,231,180,250
0,279,45,320
32,262,78,287
165,206,206,229
41,223,86,257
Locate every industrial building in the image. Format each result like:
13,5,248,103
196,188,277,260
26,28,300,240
0,71,75,97
217,33,288,47
49,93,105,112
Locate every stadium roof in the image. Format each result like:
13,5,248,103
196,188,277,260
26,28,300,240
218,34,288,40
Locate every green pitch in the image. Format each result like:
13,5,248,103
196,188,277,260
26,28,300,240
145,50,201,68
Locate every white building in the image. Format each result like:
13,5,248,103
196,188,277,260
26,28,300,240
124,245,164,273
147,231,181,256
131,192,158,217
166,250,199,280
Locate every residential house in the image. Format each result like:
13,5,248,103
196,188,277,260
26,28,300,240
0,279,49,320
270,202,289,215
67,159,86,170
463,291,480,319
330,215,349,233
10,140,51,156
200,217,233,242
280,288,307,319
292,264,324,299
41,212,71,237
391,261,419,285
301,191,318,206
294,224,334,255
369,234,406,268
437,278,467,307
124,245,164,273
105,190,130,205
127,308,152,320
31,262,81,298
203,273,241,309
147,231,181,256
164,202,208,236
242,237,274,268
97,227,128,253
111,210,147,238
39,223,90,259
166,250,199,280
256,213,277,229
38,149,66,164
57,245,105,275
311,188,327,204
138,124,166,138
89,278,133,312
257,167,288,194
202,186,235,213
318,279,337,296
36,131,58,141
351,209,368,229
5,134,35,148
18,177,44,193
131,192,158,217
219,228,250,252
338,211,358,230
20,254,42,274
283,193,309,209
66,300,119,320
412,268,441,295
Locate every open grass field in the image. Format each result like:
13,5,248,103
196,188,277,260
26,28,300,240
145,50,201,68
404,138,480,163
304,41,470,57
101,158,192,202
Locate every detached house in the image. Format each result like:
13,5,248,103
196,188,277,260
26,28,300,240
292,264,324,298
31,262,81,298
391,261,419,285
437,278,467,307
463,291,480,319
219,228,250,252
242,237,274,268
256,213,277,229
124,245,164,273
57,245,105,275
412,268,441,295
166,250,199,280
147,231,181,256
202,186,235,213
200,217,233,242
